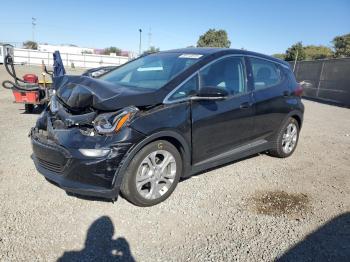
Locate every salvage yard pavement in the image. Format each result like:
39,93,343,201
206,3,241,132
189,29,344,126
0,66,349,261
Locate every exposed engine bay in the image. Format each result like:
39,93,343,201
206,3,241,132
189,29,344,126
37,94,140,138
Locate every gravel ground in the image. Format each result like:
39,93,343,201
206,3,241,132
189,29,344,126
0,66,349,261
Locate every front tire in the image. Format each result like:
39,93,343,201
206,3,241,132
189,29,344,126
269,117,300,158
25,104,34,113
121,140,182,206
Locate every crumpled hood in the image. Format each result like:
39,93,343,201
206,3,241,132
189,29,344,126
54,75,162,111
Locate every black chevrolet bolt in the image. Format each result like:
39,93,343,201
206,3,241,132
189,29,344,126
30,48,304,206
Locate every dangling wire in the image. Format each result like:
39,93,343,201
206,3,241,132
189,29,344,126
2,55,40,91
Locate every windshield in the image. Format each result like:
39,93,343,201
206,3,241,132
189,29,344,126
100,52,203,90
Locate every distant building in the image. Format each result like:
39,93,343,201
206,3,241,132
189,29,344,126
122,50,138,59
38,43,136,58
121,50,135,57
38,44,94,55
93,48,104,55
0,44,14,63
94,49,136,58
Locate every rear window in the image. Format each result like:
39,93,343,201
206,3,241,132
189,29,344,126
250,58,282,90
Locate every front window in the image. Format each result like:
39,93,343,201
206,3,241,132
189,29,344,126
199,56,246,95
100,53,203,90
167,74,198,101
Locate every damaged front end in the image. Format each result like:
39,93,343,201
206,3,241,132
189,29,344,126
30,94,146,200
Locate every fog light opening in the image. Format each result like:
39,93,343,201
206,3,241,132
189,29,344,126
79,149,110,157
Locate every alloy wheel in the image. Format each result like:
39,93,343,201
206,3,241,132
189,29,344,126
136,150,177,200
282,123,298,154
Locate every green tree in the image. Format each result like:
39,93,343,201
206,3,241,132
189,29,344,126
23,41,38,50
303,45,333,60
143,46,160,55
272,53,286,60
285,42,306,61
197,29,231,48
81,50,93,54
102,47,121,55
332,33,350,57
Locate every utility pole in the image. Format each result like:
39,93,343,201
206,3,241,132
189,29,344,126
148,27,152,50
293,49,299,72
32,17,37,42
139,29,142,56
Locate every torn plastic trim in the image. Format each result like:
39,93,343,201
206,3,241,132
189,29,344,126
57,107,97,128
50,95,97,128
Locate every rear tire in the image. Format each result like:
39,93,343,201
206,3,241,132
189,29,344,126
121,140,182,207
269,117,299,158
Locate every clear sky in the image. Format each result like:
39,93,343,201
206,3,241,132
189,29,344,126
1,0,349,55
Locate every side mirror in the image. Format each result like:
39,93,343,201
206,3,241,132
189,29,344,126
193,86,228,100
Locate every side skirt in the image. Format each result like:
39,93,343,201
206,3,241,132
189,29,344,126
188,139,271,176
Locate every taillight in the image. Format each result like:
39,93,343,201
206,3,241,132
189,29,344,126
294,84,303,97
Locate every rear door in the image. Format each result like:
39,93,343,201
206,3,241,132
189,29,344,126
191,56,255,164
248,57,291,139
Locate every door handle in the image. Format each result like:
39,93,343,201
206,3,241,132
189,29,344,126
240,102,251,109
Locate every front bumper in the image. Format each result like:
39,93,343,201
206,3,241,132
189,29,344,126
30,120,145,199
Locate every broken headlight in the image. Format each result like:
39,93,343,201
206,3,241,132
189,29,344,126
93,106,139,134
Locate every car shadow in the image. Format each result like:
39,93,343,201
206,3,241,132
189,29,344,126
65,191,113,203
20,104,46,114
57,216,135,262
302,97,350,109
180,153,260,183
277,212,350,262
42,177,112,203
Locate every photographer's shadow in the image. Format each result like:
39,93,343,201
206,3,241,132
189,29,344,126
278,212,350,261
58,216,135,262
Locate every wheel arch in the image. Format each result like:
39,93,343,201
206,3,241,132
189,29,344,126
291,114,302,128
284,110,303,129
111,130,191,197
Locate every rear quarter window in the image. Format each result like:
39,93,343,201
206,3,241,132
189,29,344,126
250,58,283,90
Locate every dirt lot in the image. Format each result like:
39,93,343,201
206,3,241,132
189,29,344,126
0,66,349,261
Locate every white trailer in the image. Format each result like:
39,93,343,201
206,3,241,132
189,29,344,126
0,44,14,64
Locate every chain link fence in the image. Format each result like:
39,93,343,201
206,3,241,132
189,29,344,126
291,58,350,106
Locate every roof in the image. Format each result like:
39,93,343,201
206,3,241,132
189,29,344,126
0,43,14,47
161,47,289,66
162,47,228,55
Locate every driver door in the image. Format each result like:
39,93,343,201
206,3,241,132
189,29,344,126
191,56,255,164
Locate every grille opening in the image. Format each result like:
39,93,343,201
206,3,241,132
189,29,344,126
37,157,65,173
